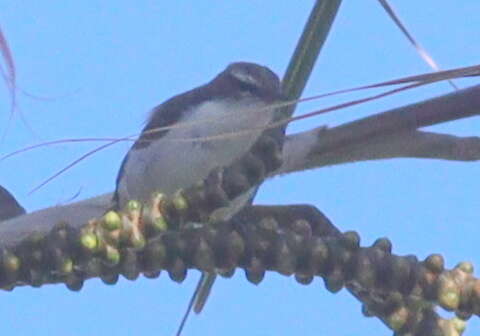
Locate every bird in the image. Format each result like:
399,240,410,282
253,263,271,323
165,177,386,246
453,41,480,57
113,62,283,335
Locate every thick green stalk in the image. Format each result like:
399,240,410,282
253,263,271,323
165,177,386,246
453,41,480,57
281,0,342,118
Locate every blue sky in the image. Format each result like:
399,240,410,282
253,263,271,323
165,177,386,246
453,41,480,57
0,1,479,335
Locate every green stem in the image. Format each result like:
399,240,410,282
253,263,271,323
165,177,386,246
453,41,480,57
281,0,342,118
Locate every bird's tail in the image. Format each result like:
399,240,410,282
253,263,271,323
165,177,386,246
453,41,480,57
193,273,217,313
175,272,217,336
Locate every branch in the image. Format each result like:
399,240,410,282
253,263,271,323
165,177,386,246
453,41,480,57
277,84,480,175
0,203,474,336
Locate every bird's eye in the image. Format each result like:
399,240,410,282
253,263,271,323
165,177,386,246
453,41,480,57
237,79,259,94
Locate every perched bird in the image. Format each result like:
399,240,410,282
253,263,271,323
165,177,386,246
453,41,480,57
0,185,25,221
113,62,283,334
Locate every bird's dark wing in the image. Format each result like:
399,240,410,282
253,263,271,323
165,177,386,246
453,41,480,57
132,83,216,151
113,83,215,207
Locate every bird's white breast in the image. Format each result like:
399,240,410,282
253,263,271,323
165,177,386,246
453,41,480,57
116,98,274,208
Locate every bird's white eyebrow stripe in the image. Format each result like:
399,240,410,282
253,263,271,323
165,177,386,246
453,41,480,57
230,68,259,85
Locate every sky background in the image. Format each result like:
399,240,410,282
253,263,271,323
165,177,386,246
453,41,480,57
0,1,479,335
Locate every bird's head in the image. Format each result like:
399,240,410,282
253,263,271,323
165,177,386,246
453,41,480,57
213,62,283,102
